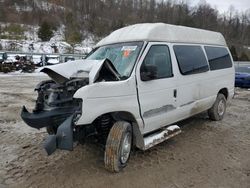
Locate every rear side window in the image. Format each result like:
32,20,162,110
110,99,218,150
173,45,209,75
204,46,233,70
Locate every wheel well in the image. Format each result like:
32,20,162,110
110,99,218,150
218,88,228,99
110,111,137,124
93,111,137,124
92,111,137,133
92,112,138,144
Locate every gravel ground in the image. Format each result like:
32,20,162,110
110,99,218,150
0,75,249,188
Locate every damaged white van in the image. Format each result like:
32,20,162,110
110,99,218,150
21,23,235,172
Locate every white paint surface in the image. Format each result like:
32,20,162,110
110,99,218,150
38,24,235,149
96,23,226,47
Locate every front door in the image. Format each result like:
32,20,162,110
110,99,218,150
136,42,177,134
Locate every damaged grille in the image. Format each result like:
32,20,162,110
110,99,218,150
34,78,87,112
21,78,87,130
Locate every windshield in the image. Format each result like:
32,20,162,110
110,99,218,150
87,42,143,78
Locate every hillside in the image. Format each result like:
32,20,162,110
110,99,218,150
0,0,249,59
0,23,94,54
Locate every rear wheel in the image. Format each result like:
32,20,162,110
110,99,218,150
208,93,227,121
104,121,132,172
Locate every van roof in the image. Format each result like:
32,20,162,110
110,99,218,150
95,23,227,47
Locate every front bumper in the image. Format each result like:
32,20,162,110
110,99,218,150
21,106,77,129
21,106,80,155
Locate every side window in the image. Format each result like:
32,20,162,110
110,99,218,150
140,45,173,81
204,46,233,70
173,45,209,75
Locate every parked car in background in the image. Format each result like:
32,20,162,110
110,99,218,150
46,55,60,65
235,65,250,88
64,56,75,62
0,54,19,73
32,55,42,67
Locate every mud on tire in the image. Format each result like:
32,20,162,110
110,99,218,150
208,93,227,121
104,121,132,172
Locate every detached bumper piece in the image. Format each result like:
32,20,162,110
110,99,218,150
21,106,77,155
44,115,74,155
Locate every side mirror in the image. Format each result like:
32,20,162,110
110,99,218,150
140,64,157,81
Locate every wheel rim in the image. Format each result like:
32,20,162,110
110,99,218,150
120,132,131,164
218,100,225,116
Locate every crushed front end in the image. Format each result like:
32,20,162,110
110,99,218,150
21,78,87,155
21,59,120,155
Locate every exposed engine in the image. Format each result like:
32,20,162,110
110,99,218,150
20,59,119,155
34,78,87,112
21,78,87,133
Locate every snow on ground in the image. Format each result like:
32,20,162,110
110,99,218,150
0,70,46,77
0,24,94,54
14,3,33,12
33,0,65,11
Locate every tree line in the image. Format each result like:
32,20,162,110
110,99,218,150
0,0,249,60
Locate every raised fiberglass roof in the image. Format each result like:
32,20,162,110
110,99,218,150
95,23,227,47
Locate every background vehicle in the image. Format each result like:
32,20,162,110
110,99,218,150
64,56,75,62
21,23,234,172
235,64,250,88
46,55,60,65
32,55,42,67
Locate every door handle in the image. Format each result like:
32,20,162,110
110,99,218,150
173,89,177,98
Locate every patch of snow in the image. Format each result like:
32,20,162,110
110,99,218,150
51,25,65,42
6,54,17,62
32,55,42,64
166,125,180,131
0,23,93,54
144,130,169,146
24,25,39,41
0,70,47,77
47,55,60,64
14,3,33,12
33,0,65,12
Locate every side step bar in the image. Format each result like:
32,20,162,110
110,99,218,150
143,125,181,150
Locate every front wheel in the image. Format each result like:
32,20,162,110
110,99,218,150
104,121,132,172
208,93,227,121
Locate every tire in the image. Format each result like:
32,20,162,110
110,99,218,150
208,93,227,121
104,121,132,172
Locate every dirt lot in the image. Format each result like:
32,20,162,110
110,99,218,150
0,75,249,188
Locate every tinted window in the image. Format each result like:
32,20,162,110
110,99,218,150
141,45,173,80
205,46,233,70
173,45,209,75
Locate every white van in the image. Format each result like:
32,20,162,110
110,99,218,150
21,23,235,172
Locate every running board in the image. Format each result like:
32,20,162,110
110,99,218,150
143,125,181,150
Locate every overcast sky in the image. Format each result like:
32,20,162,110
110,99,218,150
190,0,250,13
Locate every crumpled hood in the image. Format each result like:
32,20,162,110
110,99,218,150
40,59,105,84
